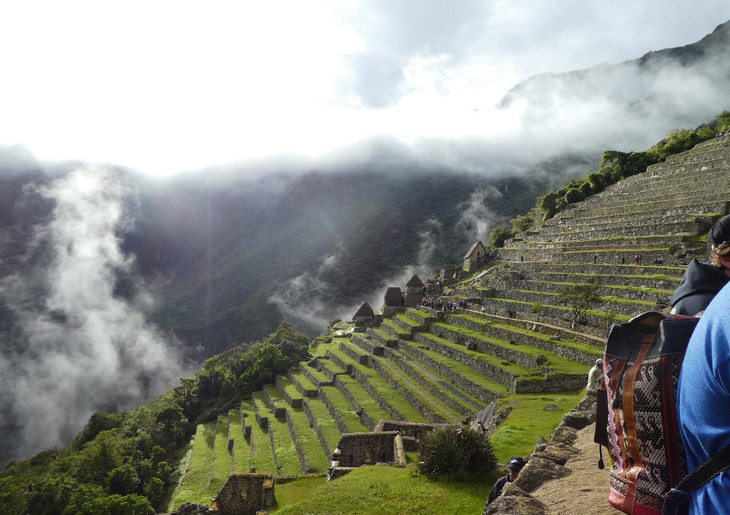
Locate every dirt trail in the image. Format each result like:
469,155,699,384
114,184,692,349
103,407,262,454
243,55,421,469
532,424,621,514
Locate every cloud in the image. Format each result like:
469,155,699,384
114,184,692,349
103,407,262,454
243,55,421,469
0,166,188,465
456,187,506,244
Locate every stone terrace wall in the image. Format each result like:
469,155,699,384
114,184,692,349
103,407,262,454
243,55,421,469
211,473,274,515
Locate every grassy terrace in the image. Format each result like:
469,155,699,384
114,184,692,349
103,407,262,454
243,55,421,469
524,278,675,296
423,323,533,375
169,422,215,508
533,270,683,282
379,359,463,423
375,353,472,422
289,370,317,392
398,337,509,397
301,396,342,456
320,383,369,433
486,295,633,323
203,415,233,499
242,399,277,475
230,409,251,473
369,326,397,343
380,318,411,337
267,416,303,476
277,376,305,403
430,320,592,375
277,401,331,474
455,313,603,358
490,390,587,464
300,363,331,385
319,357,347,377
395,313,423,327
330,340,427,423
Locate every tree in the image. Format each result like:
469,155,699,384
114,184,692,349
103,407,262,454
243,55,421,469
108,464,140,496
559,276,602,326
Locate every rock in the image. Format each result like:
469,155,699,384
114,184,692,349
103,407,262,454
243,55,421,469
561,410,595,430
534,436,548,453
171,502,210,514
514,455,572,493
484,482,547,514
534,441,580,466
543,404,561,411
550,425,579,446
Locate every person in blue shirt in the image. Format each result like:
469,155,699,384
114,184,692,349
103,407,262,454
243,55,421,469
678,280,730,513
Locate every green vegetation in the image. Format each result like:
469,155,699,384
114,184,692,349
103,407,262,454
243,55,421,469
271,465,497,515
418,426,497,479
558,275,603,325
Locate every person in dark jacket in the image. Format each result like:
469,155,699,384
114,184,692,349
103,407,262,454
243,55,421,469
670,214,730,316
483,456,526,510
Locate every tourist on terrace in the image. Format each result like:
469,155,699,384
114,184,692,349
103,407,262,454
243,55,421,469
484,456,526,510
670,214,730,316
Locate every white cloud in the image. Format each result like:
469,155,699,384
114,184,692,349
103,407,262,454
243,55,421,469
0,1,728,175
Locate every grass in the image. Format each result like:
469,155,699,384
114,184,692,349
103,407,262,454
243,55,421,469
203,415,233,499
283,405,331,473
271,465,498,515
230,409,251,473
302,397,342,455
489,390,586,463
168,422,215,509
320,384,369,433
242,400,277,475
400,338,509,396
269,412,304,476
384,350,484,416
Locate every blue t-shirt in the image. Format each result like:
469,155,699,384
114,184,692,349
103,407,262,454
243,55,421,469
678,281,730,514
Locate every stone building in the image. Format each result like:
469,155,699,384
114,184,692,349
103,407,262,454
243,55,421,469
404,274,424,307
382,287,403,316
463,241,487,272
209,473,275,515
328,431,406,479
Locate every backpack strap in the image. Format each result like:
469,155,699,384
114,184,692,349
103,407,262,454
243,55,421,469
662,446,730,515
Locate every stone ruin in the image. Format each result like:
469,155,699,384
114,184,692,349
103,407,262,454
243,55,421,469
327,421,451,480
209,473,275,515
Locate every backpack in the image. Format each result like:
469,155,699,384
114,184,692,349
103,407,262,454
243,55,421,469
594,311,730,515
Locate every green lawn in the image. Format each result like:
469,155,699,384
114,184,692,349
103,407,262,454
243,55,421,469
168,422,215,509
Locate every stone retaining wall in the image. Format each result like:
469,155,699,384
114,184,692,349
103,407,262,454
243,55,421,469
368,353,446,422
301,398,331,459
276,376,304,408
316,387,350,433
428,323,541,370
400,340,499,404
414,331,518,388
284,410,309,474
444,314,600,366
332,375,376,430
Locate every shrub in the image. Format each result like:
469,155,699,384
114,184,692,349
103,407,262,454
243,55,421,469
418,426,497,478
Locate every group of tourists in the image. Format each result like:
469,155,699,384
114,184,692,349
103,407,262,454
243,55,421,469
421,294,466,312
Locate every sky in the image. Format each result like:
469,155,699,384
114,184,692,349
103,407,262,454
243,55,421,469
1,1,729,176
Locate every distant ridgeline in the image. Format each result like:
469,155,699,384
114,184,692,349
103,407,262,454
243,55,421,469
2,131,730,514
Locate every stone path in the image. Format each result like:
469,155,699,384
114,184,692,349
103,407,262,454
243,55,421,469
531,423,619,514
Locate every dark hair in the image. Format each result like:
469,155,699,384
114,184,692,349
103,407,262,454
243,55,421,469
507,456,526,471
709,214,730,248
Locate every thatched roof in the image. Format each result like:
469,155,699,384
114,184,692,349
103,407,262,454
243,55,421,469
354,302,374,317
405,274,424,288
383,287,402,305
